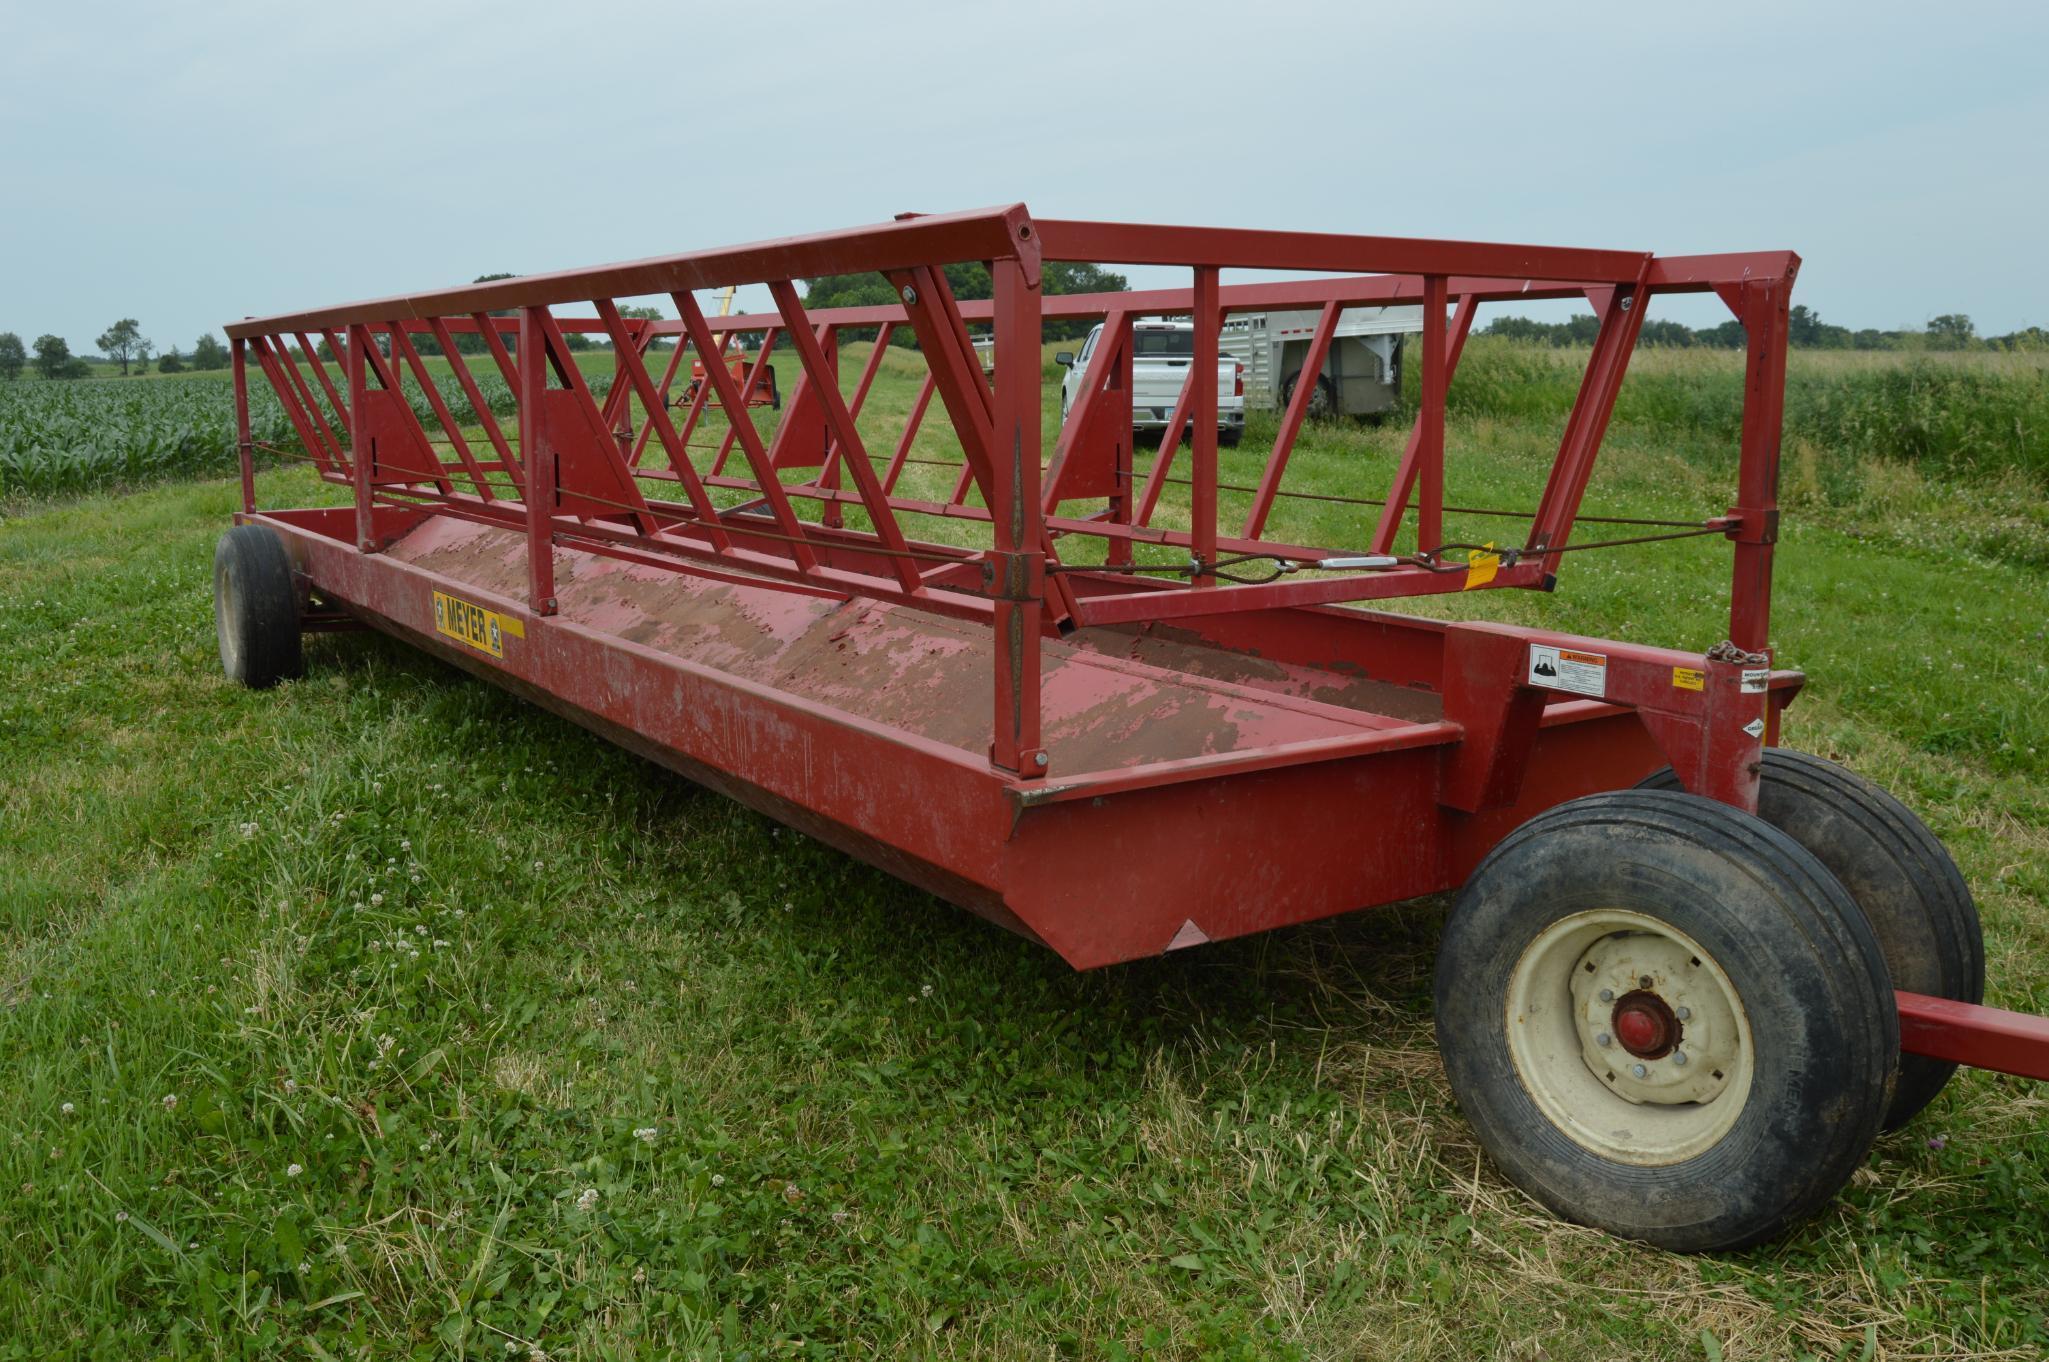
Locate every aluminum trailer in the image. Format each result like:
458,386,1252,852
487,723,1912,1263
215,207,2049,1251
1222,304,1419,418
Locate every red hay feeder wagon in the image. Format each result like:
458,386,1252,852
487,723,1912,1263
216,207,2049,1251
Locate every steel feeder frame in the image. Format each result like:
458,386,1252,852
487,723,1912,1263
223,206,2049,1104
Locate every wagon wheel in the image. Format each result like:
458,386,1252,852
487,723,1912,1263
1639,749,1983,1128
1435,790,1896,1252
214,524,303,689
1280,369,1336,421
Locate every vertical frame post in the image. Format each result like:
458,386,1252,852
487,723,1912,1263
346,323,373,552
231,338,255,514
988,258,1044,775
520,307,558,615
1417,274,1449,555
818,327,844,529
1108,324,1136,566
1190,266,1220,585
1728,279,1791,654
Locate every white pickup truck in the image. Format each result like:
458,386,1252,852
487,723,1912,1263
1056,318,1246,447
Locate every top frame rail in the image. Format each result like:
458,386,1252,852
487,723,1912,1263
227,206,1798,779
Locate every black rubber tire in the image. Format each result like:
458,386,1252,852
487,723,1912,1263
1219,423,1243,448
1280,370,1337,421
1639,749,1983,1128
213,525,303,689
1435,790,1898,1252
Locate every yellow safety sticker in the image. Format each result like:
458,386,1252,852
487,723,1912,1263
1463,542,1500,590
1672,666,1705,692
432,590,524,659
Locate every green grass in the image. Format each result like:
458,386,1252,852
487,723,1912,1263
1,341,2046,1359
1438,339,2049,489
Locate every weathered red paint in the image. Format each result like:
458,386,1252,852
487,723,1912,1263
225,208,2030,1079
1897,992,2049,1081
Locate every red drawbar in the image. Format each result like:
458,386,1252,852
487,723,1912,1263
1897,992,2049,1081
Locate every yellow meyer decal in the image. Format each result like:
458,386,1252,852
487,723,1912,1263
1672,666,1705,692
432,591,525,659
1462,543,1500,590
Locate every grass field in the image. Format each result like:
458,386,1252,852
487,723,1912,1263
1,339,2045,1359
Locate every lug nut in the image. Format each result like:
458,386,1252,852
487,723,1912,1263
1639,975,1654,989
1598,988,1614,1003
1672,1050,1688,1066
1676,1006,1691,1022
1595,1032,1612,1048
1630,1063,1648,1079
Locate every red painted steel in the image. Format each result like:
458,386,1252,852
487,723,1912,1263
224,207,2029,1083
1242,300,1338,539
1371,294,1477,553
1898,992,2049,1081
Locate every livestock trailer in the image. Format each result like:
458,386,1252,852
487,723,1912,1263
215,207,2049,1251
1221,303,1419,419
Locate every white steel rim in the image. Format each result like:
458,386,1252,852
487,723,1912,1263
216,566,244,678
1506,909,1754,1166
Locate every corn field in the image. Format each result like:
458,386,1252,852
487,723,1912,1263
4,342,2041,508
0,375,284,500
0,363,544,503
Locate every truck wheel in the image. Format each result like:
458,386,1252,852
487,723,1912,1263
1638,750,1982,1128
1281,370,1336,421
1219,424,1243,448
1435,790,1897,1251
213,524,303,689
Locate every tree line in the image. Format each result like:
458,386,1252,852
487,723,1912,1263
9,287,2035,384
802,262,1130,344
1481,305,2045,352
0,323,229,381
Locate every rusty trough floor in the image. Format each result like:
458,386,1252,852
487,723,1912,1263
389,518,1448,775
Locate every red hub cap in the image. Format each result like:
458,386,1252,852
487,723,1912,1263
1611,990,1680,1059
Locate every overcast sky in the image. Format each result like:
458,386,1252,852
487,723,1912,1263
4,1,2044,354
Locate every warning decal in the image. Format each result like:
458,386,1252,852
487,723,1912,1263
1741,668,1771,694
1672,667,1705,692
1529,643,1608,699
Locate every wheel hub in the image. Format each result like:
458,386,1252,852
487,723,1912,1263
1570,930,1740,1107
1506,909,1757,1166
1611,990,1677,1058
